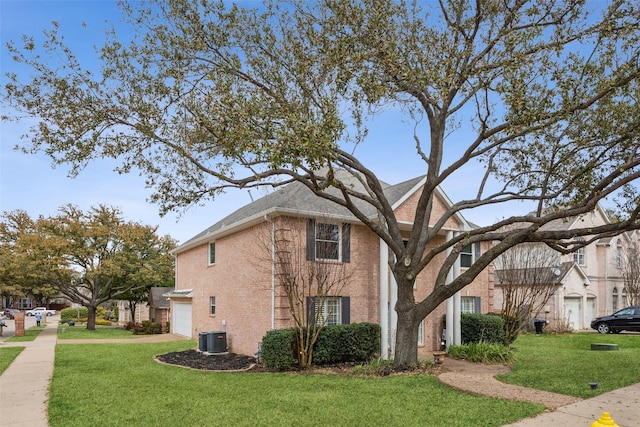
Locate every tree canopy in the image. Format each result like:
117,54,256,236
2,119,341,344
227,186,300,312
0,205,176,329
2,0,639,365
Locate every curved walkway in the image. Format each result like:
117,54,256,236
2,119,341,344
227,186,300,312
437,358,581,410
437,357,640,426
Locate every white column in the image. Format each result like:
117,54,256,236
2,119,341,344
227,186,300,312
379,238,390,359
445,231,454,349
453,240,462,346
389,271,398,357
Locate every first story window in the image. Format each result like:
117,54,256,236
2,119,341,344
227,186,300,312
612,287,618,311
210,296,216,315
307,296,350,326
461,296,481,314
418,319,424,346
208,242,216,265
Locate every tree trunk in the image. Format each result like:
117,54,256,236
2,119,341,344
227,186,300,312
393,269,421,368
128,300,137,323
86,306,97,330
394,309,420,368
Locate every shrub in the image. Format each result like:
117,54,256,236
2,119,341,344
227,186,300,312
95,319,112,326
132,320,162,335
60,307,89,322
96,306,107,319
312,323,380,365
461,313,507,345
447,341,515,364
261,328,297,371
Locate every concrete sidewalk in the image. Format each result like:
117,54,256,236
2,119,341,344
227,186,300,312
501,382,640,426
0,320,57,427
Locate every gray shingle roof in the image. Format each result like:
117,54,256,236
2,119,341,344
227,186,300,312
178,172,426,249
150,287,174,308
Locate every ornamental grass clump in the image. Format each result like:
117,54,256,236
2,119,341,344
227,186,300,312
448,341,515,364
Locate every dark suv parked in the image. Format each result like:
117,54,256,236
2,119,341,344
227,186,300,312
591,306,640,334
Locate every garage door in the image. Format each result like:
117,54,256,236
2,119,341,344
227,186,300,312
173,302,192,337
564,297,582,330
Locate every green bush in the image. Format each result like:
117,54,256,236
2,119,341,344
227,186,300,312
96,306,107,319
312,323,380,365
461,313,507,345
261,328,297,371
447,341,515,363
60,307,89,322
261,323,380,370
95,319,113,326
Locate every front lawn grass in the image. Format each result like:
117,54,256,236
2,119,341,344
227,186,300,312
4,325,46,342
500,332,640,398
57,325,138,339
0,347,24,374
49,341,543,427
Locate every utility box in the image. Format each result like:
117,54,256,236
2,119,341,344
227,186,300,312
207,331,227,353
198,332,208,352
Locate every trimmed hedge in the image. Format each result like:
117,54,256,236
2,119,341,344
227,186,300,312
312,323,380,365
60,307,89,321
461,313,507,345
261,323,380,370
261,328,297,371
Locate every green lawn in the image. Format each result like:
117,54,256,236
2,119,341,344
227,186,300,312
3,325,46,342
48,340,543,427
57,325,138,339
0,347,25,374
45,332,640,426
501,333,640,397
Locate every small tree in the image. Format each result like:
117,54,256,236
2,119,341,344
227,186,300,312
494,245,562,343
266,217,352,367
619,240,640,307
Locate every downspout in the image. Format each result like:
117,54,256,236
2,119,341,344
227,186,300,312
379,238,390,359
267,215,275,330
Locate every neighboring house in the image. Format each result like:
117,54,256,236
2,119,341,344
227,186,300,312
494,205,629,330
150,287,173,332
170,173,493,358
115,286,174,329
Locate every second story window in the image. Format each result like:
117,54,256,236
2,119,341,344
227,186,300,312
306,219,351,262
574,247,585,266
460,245,473,268
210,296,216,315
208,242,216,265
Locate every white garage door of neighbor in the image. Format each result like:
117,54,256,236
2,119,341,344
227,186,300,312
173,302,192,337
564,297,582,330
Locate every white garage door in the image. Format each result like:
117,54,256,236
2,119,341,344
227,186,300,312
564,297,582,330
173,302,192,337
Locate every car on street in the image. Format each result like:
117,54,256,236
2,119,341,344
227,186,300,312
590,306,640,334
25,307,56,316
3,308,22,319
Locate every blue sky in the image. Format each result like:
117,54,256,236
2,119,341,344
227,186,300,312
0,0,520,244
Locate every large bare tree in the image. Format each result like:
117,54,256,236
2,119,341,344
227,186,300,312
264,217,351,367
3,0,640,366
494,245,563,343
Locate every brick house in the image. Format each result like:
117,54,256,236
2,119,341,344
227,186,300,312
170,174,493,358
493,205,630,330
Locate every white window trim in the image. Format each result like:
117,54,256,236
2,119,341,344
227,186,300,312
208,242,216,265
